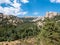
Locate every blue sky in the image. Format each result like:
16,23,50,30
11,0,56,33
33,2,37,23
0,0,60,17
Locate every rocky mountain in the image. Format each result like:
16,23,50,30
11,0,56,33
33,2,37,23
32,12,60,28
0,13,23,26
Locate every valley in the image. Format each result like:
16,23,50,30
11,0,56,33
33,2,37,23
0,12,60,45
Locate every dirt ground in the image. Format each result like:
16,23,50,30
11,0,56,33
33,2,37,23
0,38,37,45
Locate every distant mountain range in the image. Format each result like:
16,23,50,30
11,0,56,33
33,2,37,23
0,12,59,26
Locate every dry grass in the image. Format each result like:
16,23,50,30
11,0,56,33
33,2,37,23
0,38,38,45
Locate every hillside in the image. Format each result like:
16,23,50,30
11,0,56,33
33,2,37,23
0,13,60,45
0,13,39,42
0,13,23,26
36,15,60,45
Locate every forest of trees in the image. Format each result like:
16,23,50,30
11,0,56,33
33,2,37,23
0,22,40,41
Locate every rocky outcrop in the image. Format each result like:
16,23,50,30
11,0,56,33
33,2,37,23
45,12,58,18
0,13,23,26
32,12,59,28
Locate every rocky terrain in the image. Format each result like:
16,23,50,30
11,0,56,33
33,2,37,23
0,13,23,26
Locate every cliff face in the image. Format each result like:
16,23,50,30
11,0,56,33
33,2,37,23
32,12,59,27
45,12,58,18
0,13,23,26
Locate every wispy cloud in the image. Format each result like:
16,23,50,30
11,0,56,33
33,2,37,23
0,0,11,4
33,12,39,15
0,0,29,16
21,0,29,3
50,0,60,3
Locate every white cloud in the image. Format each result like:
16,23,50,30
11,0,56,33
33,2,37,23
11,0,21,8
50,0,55,3
33,12,39,15
56,0,60,3
17,12,28,15
21,0,29,3
3,7,16,15
0,0,29,16
0,6,27,16
21,12,28,15
0,6,3,13
50,0,60,3
0,0,12,4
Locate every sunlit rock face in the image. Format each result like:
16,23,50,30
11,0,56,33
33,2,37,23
0,13,23,26
45,12,58,18
32,12,59,28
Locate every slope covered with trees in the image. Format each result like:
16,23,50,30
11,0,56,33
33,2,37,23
37,15,60,45
0,13,40,42
0,14,60,45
